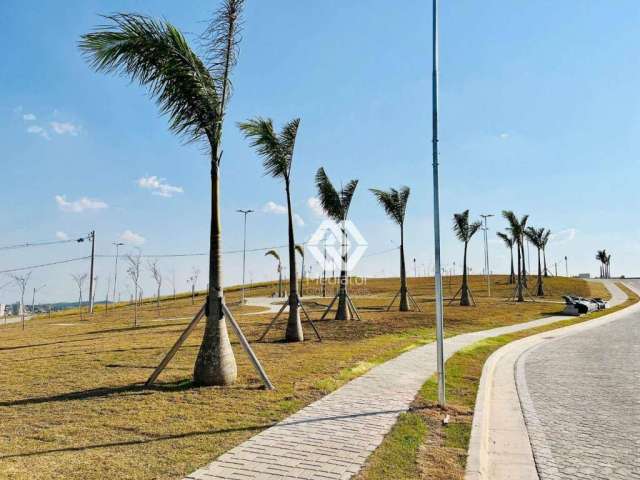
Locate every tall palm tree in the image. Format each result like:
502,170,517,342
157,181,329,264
452,210,482,306
596,250,605,278
239,117,304,342
265,250,283,297
370,186,411,311
541,229,551,277
502,210,529,302
525,227,545,296
80,1,244,386
496,231,515,284
295,244,305,297
315,167,359,320
606,253,612,278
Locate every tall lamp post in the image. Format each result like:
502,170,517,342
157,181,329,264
31,284,46,313
480,214,494,296
237,209,254,304
431,0,446,407
565,256,569,277
112,242,125,305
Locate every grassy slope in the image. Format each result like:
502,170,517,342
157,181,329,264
356,283,638,480
0,275,606,479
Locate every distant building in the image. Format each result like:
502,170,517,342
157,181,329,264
577,273,591,279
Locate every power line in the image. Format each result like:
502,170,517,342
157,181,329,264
0,256,90,274
0,235,89,252
94,244,291,259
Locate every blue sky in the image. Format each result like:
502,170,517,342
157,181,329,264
1,0,639,304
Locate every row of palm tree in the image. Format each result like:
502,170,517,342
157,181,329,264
453,210,553,305
596,250,612,278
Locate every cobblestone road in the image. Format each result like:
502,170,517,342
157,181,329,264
520,280,640,479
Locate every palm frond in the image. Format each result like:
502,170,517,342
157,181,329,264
265,249,280,262
201,0,244,109
370,186,410,226
340,179,359,217
295,244,304,258
496,231,514,248
315,168,343,221
280,118,301,177
238,118,287,178
79,14,220,145
453,210,470,242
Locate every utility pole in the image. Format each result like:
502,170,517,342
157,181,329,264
31,284,46,313
565,256,569,277
322,236,327,297
88,230,96,314
480,214,494,296
555,262,558,277
413,257,417,277
112,241,124,306
431,0,446,407
237,209,254,304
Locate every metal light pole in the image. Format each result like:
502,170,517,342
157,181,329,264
237,209,254,304
480,214,494,296
565,256,568,277
88,231,96,314
431,0,446,407
31,284,46,313
112,242,124,305
413,257,417,277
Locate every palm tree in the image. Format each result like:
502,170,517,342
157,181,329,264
239,117,304,342
452,210,482,306
265,250,283,297
541,229,551,277
295,244,305,297
370,186,411,311
496,231,515,284
80,1,244,386
502,210,529,302
606,253,612,278
596,249,610,278
525,227,546,296
315,167,359,320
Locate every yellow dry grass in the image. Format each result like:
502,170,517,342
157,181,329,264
0,275,604,479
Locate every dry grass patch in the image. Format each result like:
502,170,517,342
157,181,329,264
0,276,604,479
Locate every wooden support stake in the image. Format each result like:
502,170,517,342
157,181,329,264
146,304,205,386
222,303,274,390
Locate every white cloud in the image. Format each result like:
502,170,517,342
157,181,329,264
263,201,287,214
263,201,304,226
55,195,108,213
120,230,146,245
23,113,36,121
50,121,81,136
550,228,577,245
27,125,50,140
137,175,184,198
307,196,326,217
55,231,69,240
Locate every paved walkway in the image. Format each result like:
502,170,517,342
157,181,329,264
519,280,640,479
185,302,603,480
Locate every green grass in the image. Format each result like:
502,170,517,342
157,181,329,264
357,283,638,480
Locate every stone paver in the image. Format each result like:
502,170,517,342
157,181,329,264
186,305,599,480
519,280,640,480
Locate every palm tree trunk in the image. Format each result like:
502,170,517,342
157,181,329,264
278,265,282,297
399,224,409,311
336,220,351,320
543,248,548,277
521,240,527,288
536,247,544,296
516,241,524,302
284,181,303,342
299,254,305,297
509,246,515,284
460,241,470,306
193,149,237,386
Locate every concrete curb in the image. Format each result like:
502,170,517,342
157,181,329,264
465,281,635,480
